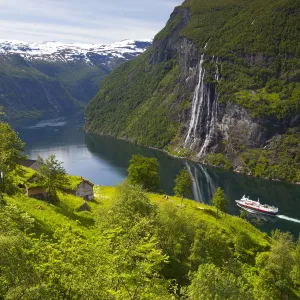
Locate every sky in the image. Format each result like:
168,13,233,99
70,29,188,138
0,0,183,44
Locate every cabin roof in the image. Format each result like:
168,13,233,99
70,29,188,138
15,166,45,189
67,176,94,191
20,159,37,168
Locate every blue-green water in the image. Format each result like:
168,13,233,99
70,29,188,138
12,117,300,236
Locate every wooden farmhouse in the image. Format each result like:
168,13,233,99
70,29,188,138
26,185,47,200
17,164,94,201
17,169,47,200
66,177,94,200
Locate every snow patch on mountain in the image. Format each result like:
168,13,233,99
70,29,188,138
0,39,152,64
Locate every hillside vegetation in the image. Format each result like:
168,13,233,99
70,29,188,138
3,181,300,299
0,119,299,298
0,40,150,119
0,55,84,119
180,0,300,117
85,0,300,183
85,53,181,148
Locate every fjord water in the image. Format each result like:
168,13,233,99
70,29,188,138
13,117,300,236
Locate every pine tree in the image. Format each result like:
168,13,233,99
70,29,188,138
211,187,228,217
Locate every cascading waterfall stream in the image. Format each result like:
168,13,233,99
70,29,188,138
184,52,219,158
198,57,219,157
184,54,206,148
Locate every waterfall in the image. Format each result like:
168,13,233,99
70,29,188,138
198,58,219,157
184,54,219,158
184,54,206,149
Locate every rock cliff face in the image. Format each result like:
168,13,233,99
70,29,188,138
85,0,300,182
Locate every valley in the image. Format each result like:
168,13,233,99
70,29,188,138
85,0,300,184
12,116,300,237
0,39,151,119
3,0,300,298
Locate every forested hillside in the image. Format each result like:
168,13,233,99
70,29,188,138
3,179,300,299
1,120,300,299
0,40,151,119
85,0,300,183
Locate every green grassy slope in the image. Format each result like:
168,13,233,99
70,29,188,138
4,185,269,249
4,179,300,298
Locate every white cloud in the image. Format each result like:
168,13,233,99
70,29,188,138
0,0,183,43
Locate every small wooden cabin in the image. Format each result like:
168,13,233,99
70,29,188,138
66,177,94,200
26,186,47,200
75,180,94,200
18,168,47,200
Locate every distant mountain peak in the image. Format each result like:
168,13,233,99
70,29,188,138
0,39,152,64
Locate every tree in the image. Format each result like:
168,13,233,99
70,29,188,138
188,263,253,300
254,230,295,299
253,231,295,299
96,182,170,299
99,181,156,229
292,236,300,289
211,187,228,217
38,155,67,201
0,122,24,199
0,122,24,174
174,168,192,203
127,154,160,192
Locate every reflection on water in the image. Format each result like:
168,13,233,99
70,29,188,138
11,117,300,236
26,118,67,129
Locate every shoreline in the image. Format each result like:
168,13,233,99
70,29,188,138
84,130,300,187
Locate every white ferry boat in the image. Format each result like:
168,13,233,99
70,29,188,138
236,195,278,215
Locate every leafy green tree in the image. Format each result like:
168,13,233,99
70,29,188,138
0,122,24,199
127,154,160,192
188,263,253,300
99,181,156,229
0,203,37,298
155,202,196,284
254,231,295,299
96,183,170,299
292,236,300,289
189,224,232,272
38,154,67,201
0,122,24,172
98,220,170,299
211,187,228,217
174,168,192,202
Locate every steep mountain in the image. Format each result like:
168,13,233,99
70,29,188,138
85,0,300,183
0,39,151,118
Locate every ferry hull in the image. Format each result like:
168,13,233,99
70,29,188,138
236,202,278,216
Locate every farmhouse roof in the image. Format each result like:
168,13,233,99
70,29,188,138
20,159,37,168
67,176,94,191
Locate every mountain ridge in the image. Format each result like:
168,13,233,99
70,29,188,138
0,39,152,119
0,39,152,66
85,0,300,183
